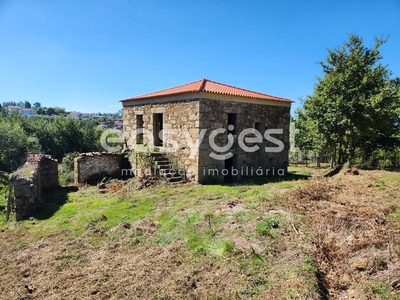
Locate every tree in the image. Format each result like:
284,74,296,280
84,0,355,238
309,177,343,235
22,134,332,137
46,107,55,116
24,101,31,108
303,34,400,168
0,121,29,172
33,102,41,109
53,107,66,116
294,107,326,167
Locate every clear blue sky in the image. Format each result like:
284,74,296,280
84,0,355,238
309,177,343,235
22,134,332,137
1,0,399,114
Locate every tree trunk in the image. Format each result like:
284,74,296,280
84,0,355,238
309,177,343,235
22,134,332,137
330,144,336,169
347,130,354,169
383,150,386,170
316,155,321,168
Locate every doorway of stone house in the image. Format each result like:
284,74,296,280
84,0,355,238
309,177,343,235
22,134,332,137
153,113,163,147
224,155,236,183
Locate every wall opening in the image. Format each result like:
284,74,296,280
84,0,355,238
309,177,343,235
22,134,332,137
224,155,236,183
153,113,163,147
136,114,144,144
227,113,237,134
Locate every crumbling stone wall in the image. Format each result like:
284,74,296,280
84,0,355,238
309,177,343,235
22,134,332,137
74,152,128,184
10,154,58,221
26,155,59,188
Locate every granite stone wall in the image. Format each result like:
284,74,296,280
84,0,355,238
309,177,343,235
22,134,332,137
198,98,291,183
123,97,290,183
10,154,58,221
123,99,200,181
74,152,128,184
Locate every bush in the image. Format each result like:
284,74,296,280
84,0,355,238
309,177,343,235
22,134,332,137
59,152,80,185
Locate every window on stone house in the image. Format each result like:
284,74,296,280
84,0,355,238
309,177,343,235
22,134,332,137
227,113,237,134
136,114,144,144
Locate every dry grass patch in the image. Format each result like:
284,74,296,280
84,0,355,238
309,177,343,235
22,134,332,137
279,171,400,299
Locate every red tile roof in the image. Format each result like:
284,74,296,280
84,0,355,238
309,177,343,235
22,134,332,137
121,79,292,103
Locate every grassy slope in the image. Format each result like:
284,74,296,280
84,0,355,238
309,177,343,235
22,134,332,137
0,166,399,299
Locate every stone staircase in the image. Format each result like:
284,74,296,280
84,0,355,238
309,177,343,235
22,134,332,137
151,152,184,183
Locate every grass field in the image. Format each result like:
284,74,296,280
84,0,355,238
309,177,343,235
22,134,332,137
0,166,399,299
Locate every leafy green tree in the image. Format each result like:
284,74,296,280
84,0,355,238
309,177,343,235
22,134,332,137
21,117,104,161
294,107,326,167
46,107,56,116
53,107,66,116
0,121,29,172
33,102,41,109
24,101,31,109
304,34,400,168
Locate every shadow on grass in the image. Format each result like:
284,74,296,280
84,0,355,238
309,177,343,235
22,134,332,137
33,186,78,220
358,165,400,173
202,172,311,186
381,166,400,172
245,172,311,186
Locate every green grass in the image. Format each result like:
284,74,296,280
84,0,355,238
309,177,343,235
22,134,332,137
0,165,316,243
256,214,282,236
0,166,349,299
2,186,158,240
368,281,400,300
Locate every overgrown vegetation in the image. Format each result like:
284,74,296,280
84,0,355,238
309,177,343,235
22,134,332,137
0,113,104,172
0,167,398,299
58,152,80,185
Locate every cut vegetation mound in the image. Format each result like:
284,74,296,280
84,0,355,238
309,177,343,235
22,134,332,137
280,173,400,299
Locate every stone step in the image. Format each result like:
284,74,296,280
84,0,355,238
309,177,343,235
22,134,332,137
149,152,184,183
154,159,170,165
159,169,178,176
150,152,165,157
152,156,168,161
166,176,183,183
158,165,171,170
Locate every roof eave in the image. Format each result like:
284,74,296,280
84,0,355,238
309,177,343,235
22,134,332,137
121,91,293,103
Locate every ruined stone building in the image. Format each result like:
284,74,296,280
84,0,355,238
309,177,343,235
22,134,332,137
121,79,292,183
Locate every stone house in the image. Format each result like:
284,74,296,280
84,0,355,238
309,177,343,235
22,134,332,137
121,79,292,183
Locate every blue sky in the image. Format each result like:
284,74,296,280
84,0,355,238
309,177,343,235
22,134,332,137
1,0,399,114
